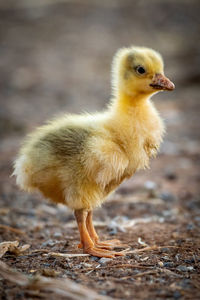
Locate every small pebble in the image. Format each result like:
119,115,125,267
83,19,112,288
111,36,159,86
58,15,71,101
176,265,194,272
42,240,56,247
186,266,194,271
162,210,172,217
162,255,170,261
140,256,149,261
90,256,99,262
99,257,112,265
109,228,118,236
184,258,195,264
144,181,158,197
82,263,92,268
53,232,62,238
160,192,176,202
163,262,174,268
144,181,157,190
175,254,180,262
161,248,170,253
158,261,164,267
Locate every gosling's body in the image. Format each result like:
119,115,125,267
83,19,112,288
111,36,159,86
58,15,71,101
15,100,163,210
14,46,174,258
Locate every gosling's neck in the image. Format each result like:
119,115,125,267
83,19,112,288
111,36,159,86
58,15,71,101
105,90,155,144
110,90,154,116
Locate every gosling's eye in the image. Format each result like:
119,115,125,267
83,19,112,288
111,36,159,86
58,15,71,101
135,66,146,75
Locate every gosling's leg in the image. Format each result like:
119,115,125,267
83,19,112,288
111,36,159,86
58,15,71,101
86,210,123,250
74,209,124,258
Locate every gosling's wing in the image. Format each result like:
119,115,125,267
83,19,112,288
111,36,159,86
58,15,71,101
33,126,91,160
84,136,129,189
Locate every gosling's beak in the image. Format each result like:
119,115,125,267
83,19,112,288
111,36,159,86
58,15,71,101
150,73,175,91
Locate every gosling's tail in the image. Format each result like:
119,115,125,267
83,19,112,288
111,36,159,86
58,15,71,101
12,154,34,192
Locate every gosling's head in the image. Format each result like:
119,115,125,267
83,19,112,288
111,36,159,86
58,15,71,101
112,46,175,97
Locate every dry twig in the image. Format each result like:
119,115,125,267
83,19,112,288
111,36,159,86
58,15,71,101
133,270,158,278
125,245,179,254
0,224,26,235
158,268,182,278
44,252,90,258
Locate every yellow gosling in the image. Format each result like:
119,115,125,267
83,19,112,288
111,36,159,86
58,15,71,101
13,46,175,258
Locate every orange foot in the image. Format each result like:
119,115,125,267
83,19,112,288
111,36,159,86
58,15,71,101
84,246,125,258
78,239,124,250
95,239,123,250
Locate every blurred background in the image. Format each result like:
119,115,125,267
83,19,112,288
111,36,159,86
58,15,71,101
0,1,200,299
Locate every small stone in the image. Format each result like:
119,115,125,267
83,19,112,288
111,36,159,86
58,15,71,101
99,257,112,265
162,256,170,261
163,262,174,268
109,228,118,236
144,181,158,197
82,263,92,268
161,248,170,253
176,265,187,272
160,192,176,202
158,261,164,267
175,254,180,262
176,265,194,272
162,210,172,217
186,266,194,271
184,257,195,264
53,232,62,238
90,256,99,262
42,240,56,247
144,181,157,190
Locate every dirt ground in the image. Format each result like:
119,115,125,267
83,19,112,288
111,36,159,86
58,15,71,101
0,1,200,299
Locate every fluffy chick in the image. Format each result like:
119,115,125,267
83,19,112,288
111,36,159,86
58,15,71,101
13,46,174,258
